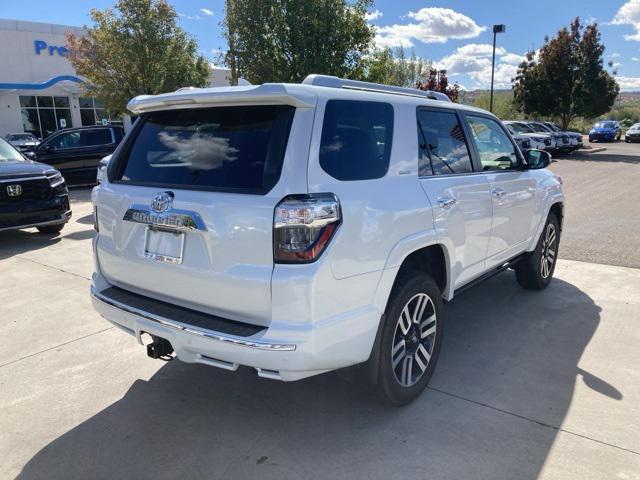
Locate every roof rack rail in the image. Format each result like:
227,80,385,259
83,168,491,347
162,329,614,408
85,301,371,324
302,74,452,102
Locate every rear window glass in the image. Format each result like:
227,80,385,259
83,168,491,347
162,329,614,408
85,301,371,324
319,100,393,181
115,105,295,193
82,129,112,146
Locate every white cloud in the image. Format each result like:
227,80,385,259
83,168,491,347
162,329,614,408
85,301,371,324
612,62,622,69
200,8,214,16
365,9,383,22
435,43,522,89
612,0,640,41
499,53,526,65
615,75,640,90
632,56,640,61
375,7,485,48
179,13,202,20
610,52,621,58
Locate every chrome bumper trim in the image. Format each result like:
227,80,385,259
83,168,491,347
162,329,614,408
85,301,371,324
0,210,71,232
91,287,296,351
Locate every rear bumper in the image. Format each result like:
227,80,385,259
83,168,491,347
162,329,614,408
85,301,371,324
91,281,381,381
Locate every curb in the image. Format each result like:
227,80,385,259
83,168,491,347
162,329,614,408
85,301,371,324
579,147,607,154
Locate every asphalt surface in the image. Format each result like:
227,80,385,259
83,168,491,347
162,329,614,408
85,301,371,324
550,141,640,269
1,149,640,480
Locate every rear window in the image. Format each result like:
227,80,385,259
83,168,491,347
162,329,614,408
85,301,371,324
114,105,295,193
319,100,393,181
81,129,113,146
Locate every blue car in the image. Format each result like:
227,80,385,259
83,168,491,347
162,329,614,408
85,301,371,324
589,121,621,142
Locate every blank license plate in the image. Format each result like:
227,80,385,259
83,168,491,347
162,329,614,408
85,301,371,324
144,228,185,264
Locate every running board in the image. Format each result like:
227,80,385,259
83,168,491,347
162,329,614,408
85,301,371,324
454,253,527,297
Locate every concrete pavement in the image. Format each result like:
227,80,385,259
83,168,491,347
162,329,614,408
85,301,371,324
0,188,639,479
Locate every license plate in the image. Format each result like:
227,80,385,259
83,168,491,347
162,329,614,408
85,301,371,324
144,228,185,264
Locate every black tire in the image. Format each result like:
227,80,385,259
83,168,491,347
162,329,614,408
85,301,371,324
36,223,65,235
370,272,444,406
515,212,560,290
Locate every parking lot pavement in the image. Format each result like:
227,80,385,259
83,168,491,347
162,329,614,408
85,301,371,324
550,141,640,269
1,162,640,479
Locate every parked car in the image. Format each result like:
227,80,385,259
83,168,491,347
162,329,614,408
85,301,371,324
504,121,553,150
625,123,640,143
504,124,531,152
29,125,124,186
527,121,572,153
6,132,40,151
542,122,583,149
90,76,564,405
589,121,621,142
0,136,71,234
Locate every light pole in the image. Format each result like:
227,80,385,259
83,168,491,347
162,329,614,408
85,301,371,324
490,24,506,113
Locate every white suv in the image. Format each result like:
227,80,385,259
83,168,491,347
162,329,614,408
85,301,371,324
91,76,564,405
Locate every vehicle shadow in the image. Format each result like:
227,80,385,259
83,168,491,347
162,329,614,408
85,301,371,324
0,230,62,260
17,273,608,480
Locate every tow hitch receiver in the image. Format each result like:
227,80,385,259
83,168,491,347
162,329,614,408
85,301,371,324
147,337,174,360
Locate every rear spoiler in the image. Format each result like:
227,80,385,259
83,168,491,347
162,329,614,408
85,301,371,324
127,84,315,114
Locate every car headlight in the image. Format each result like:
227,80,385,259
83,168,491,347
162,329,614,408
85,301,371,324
45,170,65,188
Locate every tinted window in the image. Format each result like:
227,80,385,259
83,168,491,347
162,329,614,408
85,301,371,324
467,116,518,171
319,100,393,181
50,131,81,149
116,105,295,193
82,129,112,146
417,109,473,176
0,138,24,162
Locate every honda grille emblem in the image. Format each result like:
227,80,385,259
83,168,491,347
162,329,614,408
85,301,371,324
150,191,174,213
6,184,22,197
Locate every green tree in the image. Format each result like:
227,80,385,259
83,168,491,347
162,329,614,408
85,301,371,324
361,47,431,87
513,17,619,129
223,0,374,84
66,0,209,115
473,91,520,120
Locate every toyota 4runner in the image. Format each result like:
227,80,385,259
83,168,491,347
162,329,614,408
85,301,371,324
91,75,564,405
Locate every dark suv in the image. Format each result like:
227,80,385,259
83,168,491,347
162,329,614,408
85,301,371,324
30,125,124,186
0,137,71,234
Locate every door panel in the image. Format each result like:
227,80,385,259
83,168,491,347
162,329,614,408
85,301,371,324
419,175,493,287
416,108,493,288
484,171,537,263
464,114,537,265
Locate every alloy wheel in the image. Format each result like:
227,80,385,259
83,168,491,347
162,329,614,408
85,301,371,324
540,223,557,279
391,293,437,387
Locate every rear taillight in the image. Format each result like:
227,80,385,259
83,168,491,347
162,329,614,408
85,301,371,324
274,194,341,263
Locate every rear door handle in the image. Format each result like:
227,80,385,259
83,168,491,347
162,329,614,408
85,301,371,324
438,196,457,208
492,187,506,198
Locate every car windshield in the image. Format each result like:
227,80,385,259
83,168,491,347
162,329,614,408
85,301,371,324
0,138,25,162
631,123,640,130
595,121,616,129
8,134,36,141
523,123,547,133
545,123,561,132
507,123,533,134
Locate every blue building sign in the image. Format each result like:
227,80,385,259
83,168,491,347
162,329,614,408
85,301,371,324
34,40,69,57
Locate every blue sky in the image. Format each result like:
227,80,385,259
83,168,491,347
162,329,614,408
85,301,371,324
3,0,640,90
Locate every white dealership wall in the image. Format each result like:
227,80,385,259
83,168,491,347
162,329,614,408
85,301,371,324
0,18,235,138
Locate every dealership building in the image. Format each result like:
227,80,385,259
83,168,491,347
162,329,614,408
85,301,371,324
0,18,232,139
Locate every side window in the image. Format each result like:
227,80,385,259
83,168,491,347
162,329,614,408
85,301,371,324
466,116,518,171
81,128,113,146
319,100,393,181
416,109,473,176
50,131,81,149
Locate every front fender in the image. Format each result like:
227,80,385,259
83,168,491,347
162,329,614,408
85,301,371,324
528,183,564,251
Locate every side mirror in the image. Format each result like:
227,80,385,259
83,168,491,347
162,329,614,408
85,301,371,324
525,149,551,169
41,144,52,152
23,151,36,160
